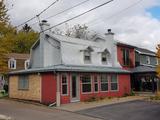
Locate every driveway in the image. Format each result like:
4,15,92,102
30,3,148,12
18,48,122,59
0,99,100,120
77,100,160,120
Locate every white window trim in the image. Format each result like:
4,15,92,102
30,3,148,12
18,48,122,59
110,75,119,92
93,75,99,93
84,51,92,64
61,74,68,96
80,75,92,94
100,75,109,92
24,59,30,70
8,58,16,69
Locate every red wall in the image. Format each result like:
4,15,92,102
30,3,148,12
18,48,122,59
80,74,131,101
41,72,131,105
41,73,57,105
117,45,135,70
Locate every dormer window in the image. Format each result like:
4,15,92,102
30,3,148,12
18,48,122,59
101,49,110,65
84,51,91,63
81,46,94,64
8,58,16,69
25,59,30,70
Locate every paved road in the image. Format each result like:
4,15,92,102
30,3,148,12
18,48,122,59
77,100,160,120
0,99,100,120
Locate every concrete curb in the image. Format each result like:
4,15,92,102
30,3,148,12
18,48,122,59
0,115,12,120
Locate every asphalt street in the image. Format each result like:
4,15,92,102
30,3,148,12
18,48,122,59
77,100,160,120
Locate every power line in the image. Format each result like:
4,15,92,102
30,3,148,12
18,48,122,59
30,0,91,26
15,0,60,28
86,0,143,27
41,0,114,33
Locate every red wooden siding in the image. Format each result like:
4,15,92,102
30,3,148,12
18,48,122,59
80,74,131,102
117,45,135,70
41,73,57,105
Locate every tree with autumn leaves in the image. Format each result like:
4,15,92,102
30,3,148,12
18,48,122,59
0,0,38,73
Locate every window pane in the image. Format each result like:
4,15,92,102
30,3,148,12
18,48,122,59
94,84,98,92
82,84,91,92
81,75,91,83
111,83,118,90
18,75,28,90
101,83,108,91
62,85,67,94
101,75,108,82
111,75,117,83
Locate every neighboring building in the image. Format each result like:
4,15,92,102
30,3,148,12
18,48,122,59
0,53,30,90
9,21,131,106
132,47,159,92
117,42,159,92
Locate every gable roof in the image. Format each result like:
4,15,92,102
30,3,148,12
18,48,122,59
6,53,30,60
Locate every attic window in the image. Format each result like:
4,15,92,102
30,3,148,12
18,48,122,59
81,46,93,64
101,49,110,64
8,58,16,69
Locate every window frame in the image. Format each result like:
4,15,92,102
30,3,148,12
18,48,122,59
101,52,108,64
24,59,30,70
80,74,92,94
110,74,119,91
100,74,109,92
93,75,99,93
18,75,29,90
8,58,16,69
61,74,68,96
84,50,92,64
146,56,150,64
122,48,130,66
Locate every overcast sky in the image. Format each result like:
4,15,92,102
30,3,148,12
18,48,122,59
7,0,160,51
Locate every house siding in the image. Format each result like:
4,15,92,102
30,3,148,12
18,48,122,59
80,73,131,101
117,45,135,69
9,74,41,101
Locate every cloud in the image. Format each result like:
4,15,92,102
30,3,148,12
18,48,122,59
7,0,160,51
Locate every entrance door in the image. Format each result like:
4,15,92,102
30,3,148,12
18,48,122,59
71,75,79,102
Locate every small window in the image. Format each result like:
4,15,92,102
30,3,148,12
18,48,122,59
25,60,30,69
84,51,91,63
146,56,150,64
8,58,16,69
94,76,98,92
100,75,108,91
18,75,29,90
81,75,91,93
61,74,68,95
122,49,130,66
111,75,118,91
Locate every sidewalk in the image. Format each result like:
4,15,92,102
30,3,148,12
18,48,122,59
57,96,147,112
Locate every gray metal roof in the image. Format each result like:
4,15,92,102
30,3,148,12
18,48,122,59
9,64,130,75
135,47,156,56
131,65,156,73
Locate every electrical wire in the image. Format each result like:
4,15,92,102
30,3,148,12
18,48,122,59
30,0,91,26
15,0,60,28
41,0,114,33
